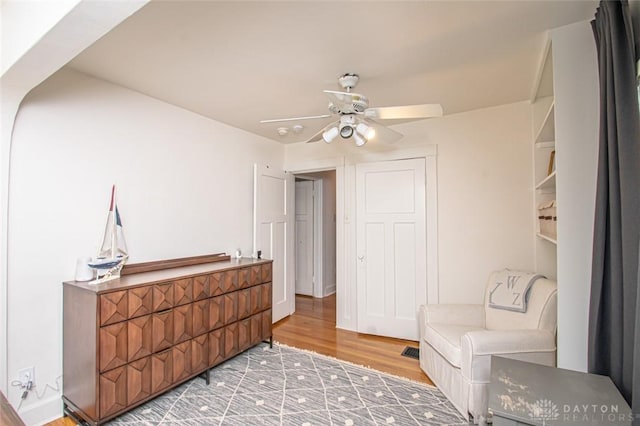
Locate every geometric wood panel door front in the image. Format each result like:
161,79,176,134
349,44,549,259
250,285,261,315
152,283,174,312
151,349,172,394
261,283,272,309
152,311,174,353
191,334,208,373
209,295,224,331
237,289,250,320
224,292,238,325
172,340,192,383
192,299,209,337
99,366,127,418
99,322,128,372
127,315,153,362
126,356,151,405
238,318,250,352
174,278,193,306
250,313,262,346
100,290,128,326
250,265,261,286
211,270,238,295
262,309,272,341
193,275,209,301
224,323,238,359
173,304,193,344
128,286,152,319
208,328,224,368
261,263,272,284
238,268,251,289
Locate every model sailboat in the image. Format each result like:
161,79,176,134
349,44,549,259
88,185,128,284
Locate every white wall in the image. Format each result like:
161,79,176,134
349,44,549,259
285,101,534,327
396,101,535,304
552,21,599,372
7,68,283,424
0,0,149,402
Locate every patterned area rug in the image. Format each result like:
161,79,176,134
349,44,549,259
107,342,466,425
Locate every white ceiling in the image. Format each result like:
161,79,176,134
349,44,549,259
67,0,598,144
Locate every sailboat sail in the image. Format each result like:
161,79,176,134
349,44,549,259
97,188,128,260
88,186,129,282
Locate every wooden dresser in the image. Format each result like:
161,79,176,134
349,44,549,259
62,257,273,425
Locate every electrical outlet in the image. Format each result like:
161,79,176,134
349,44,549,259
17,367,35,388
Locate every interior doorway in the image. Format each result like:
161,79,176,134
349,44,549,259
293,171,337,312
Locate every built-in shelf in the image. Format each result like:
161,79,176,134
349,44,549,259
532,37,557,281
535,141,556,149
534,101,555,144
535,170,556,191
537,232,557,245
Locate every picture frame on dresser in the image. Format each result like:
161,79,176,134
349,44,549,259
62,254,273,425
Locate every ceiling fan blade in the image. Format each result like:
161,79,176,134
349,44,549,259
305,120,339,143
323,90,368,113
364,104,443,120
364,119,403,144
260,114,330,124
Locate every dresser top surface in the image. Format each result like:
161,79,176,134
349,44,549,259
63,257,272,293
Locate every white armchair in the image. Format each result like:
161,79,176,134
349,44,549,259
418,271,557,423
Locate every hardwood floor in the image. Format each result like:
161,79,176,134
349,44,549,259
1,391,25,426
42,293,431,426
273,294,432,385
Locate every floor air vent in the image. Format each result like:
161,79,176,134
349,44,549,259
401,346,419,360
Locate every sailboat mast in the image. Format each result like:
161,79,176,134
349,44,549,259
110,185,116,258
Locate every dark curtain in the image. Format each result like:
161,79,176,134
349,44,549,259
589,0,640,421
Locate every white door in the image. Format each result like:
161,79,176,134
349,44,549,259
356,158,427,340
295,180,314,296
253,164,295,323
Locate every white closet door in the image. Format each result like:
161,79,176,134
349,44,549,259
356,158,427,340
295,180,314,296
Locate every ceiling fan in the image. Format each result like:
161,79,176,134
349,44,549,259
260,73,443,146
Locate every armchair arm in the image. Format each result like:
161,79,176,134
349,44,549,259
460,329,556,383
418,304,485,339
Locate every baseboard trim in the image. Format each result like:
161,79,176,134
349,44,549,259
16,394,61,426
324,284,336,297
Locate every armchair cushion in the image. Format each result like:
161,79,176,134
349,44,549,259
461,329,556,356
461,330,556,384
424,323,485,368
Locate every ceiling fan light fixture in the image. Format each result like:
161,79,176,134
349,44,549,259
339,125,354,139
356,123,375,140
339,115,356,139
322,126,339,143
353,132,367,147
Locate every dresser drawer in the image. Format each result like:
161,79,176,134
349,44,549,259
99,322,128,372
211,270,238,295
100,290,128,327
174,278,193,306
128,286,153,319
153,282,174,311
